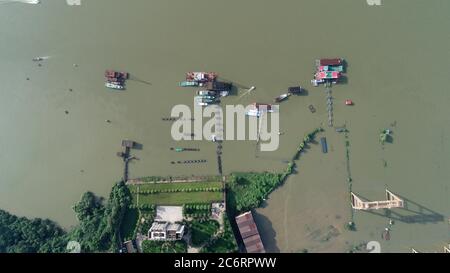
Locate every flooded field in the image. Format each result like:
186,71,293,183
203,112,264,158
0,0,449,251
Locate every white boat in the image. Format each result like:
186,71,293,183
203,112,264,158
219,91,229,97
105,82,124,90
274,93,290,103
198,90,215,96
32,57,45,62
246,109,262,117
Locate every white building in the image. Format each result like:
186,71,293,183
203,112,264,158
148,222,185,241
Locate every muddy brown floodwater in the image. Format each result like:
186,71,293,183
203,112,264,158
0,0,449,252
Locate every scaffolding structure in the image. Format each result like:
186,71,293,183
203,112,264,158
351,189,404,210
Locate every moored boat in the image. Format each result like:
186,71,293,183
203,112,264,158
274,93,290,103
105,70,129,80
180,81,201,87
32,57,45,62
288,86,304,95
105,82,125,90
186,72,218,83
198,90,216,96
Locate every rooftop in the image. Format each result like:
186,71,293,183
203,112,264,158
235,211,266,253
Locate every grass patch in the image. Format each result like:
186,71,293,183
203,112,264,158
141,240,187,253
227,172,285,213
133,192,222,206
190,220,220,247
120,208,139,241
201,215,238,253
129,182,222,192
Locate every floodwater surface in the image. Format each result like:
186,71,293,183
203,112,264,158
0,0,449,252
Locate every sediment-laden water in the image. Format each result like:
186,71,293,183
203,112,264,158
0,0,449,252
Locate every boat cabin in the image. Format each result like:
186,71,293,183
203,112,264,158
288,86,304,95
205,81,232,91
319,58,343,66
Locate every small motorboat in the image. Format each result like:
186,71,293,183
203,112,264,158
180,81,200,87
308,105,316,113
274,93,290,103
105,82,124,90
345,99,354,106
32,57,45,62
198,90,216,96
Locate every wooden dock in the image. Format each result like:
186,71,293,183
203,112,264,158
325,87,333,127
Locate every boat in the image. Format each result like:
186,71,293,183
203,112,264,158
274,93,290,103
219,91,229,97
317,58,343,66
180,81,201,87
205,81,232,91
315,71,341,80
345,99,353,106
311,79,324,87
246,103,274,117
186,72,218,83
105,70,129,80
320,137,328,153
318,65,344,72
105,82,125,90
106,77,125,84
288,86,304,95
246,109,262,117
195,96,216,103
32,57,45,62
336,127,348,133
308,105,316,113
198,90,216,96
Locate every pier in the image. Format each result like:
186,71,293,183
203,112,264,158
325,86,333,127
212,104,224,175
117,140,138,182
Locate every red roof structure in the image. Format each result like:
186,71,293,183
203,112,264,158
319,58,343,66
235,211,266,253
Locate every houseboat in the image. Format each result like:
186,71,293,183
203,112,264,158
316,58,343,67
205,81,232,91
186,72,218,83
105,70,130,80
318,65,344,72
288,86,304,95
